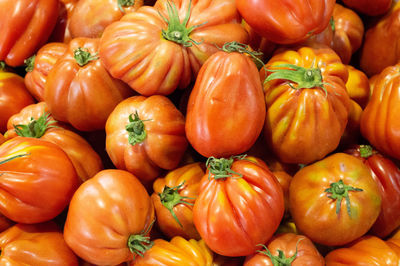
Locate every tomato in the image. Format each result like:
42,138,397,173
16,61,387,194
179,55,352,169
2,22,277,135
360,2,400,76
152,162,205,240
0,214,13,233
237,0,335,44
0,222,78,265
345,145,400,238
69,0,144,38
0,0,60,67
325,235,399,265
345,65,370,109
331,4,364,65
48,0,78,43
0,134,5,145
0,137,79,223
289,153,382,246
131,236,213,266
360,63,400,160
260,45,351,164
105,95,187,185
99,0,248,96
244,233,325,266
44,37,133,131
0,69,35,133
24,42,68,102
342,0,392,16
340,99,362,148
4,102,103,182
186,44,265,158
193,156,284,257
387,229,400,257
64,169,155,265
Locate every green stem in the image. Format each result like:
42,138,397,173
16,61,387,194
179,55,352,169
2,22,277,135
0,61,6,71
127,219,155,258
125,111,149,146
158,0,206,47
330,17,335,33
206,155,247,180
24,55,36,72
324,179,363,217
359,145,374,158
0,153,29,165
256,238,303,266
73,47,99,67
117,0,135,13
13,112,58,138
220,41,265,70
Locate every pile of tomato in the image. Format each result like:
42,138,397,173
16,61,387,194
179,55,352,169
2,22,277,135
1,0,400,265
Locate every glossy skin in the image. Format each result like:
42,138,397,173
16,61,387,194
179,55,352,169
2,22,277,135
0,0,59,66
0,137,79,223
0,223,78,265
345,146,400,238
99,0,248,96
325,236,399,265
342,0,392,16
331,4,364,65
345,65,370,109
289,153,382,246
152,162,204,240
193,157,284,257
244,233,325,266
131,237,213,266
49,0,78,43
25,42,68,102
360,2,400,76
186,51,265,158
0,72,35,133
69,0,144,38
237,0,335,44
64,169,155,265
44,37,133,131
106,95,187,184
360,64,400,159
5,102,104,182
261,46,351,164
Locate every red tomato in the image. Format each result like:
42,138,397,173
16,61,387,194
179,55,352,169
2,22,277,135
193,156,284,257
106,95,188,185
5,102,103,182
0,214,13,233
186,45,265,158
236,0,335,44
342,0,392,16
64,169,155,265
0,222,78,265
44,37,133,131
289,153,382,246
0,137,79,223
345,145,400,238
99,0,248,96
0,0,60,66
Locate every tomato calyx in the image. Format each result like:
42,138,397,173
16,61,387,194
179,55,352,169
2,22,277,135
221,41,265,69
0,61,6,71
158,0,206,47
125,111,149,146
13,112,58,138
127,219,155,258
206,155,246,180
117,0,135,13
330,17,335,32
158,181,194,227
325,179,363,217
73,47,99,67
24,55,36,72
0,153,29,166
359,145,375,158
256,238,303,266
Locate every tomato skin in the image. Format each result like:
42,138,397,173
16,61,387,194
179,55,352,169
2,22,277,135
342,0,392,16
289,153,382,246
261,46,350,164
5,102,103,182
0,134,5,145
345,65,370,109
152,162,205,240
64,169,155,265
69,0,144,38
340,99,362,148
325,235,399,265
44,37,133,131
193,157,284,257
237,0,335,44
345,145,400,238
0,0,60,66
99,0,248,96
244,233,324,266
0,222,78,266
131,236,213,266
186,50,265,158
24,42,68,102
106,95,188,185
360,64,400,160
0,72,35,133
0,137,79,223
